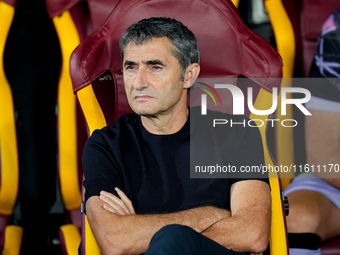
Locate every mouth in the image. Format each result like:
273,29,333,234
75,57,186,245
134,95,153,101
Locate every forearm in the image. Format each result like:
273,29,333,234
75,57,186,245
87,196,230,255
202,206,270,253
201,180,271,254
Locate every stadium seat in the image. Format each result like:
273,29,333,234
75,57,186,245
48,7,83,255
69,0,288,254
267,1,340,253
263,0,296,189
236,0,297,189
45,0,121,41
241,0,340,190
0,0,23,253
44,1,121,254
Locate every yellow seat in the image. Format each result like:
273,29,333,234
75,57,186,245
0,1,22,253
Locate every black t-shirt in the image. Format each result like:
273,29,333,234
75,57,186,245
82,107,268,213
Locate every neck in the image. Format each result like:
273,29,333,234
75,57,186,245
141,105,189,135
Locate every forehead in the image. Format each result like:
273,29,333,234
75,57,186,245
123,37,175,60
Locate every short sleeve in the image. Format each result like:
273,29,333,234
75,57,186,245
230,123,269,186
82,129,123,202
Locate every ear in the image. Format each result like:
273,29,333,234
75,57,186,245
183,63,200,89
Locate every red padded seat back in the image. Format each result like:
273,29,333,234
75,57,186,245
45,0,120,41
70,0,282,125
71,0,282,87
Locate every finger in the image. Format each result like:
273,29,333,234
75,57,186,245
115,187,135,214
100,191,129,215
102,203,118,214
100,191,127,215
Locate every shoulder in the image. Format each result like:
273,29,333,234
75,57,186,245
92,113,139,137
85,113,140,149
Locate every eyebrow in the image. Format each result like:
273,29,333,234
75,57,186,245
124,60,136,67
124,59,166,67
145,59,165,66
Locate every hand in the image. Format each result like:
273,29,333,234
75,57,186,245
99,187,135,215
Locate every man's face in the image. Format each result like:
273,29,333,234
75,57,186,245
123,37,187,117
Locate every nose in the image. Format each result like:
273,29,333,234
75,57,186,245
133,68,148,90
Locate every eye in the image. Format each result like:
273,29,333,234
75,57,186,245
152,65,162,70
125,65,136,70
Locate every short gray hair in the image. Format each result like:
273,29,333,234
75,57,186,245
119,17,200,81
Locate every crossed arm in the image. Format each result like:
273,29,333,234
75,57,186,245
86,180,271,255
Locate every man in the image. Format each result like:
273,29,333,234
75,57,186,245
82,17,271,255
284,9,340,255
